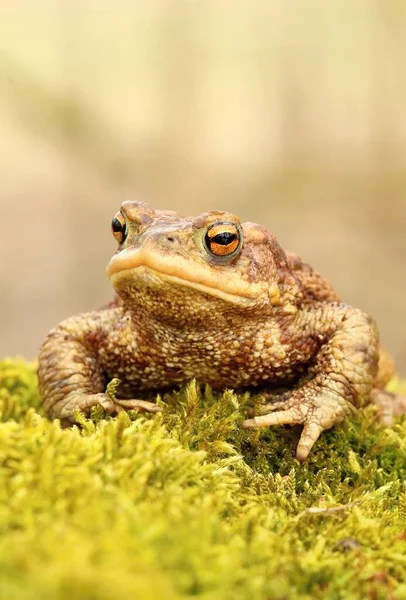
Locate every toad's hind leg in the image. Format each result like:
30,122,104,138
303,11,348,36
370,389,406,426
375,345,396,389
371,345,406,425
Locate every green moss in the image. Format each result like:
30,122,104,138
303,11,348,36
0,358,405,600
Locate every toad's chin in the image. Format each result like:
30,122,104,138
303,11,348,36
109,265,257,307
106,248,263,306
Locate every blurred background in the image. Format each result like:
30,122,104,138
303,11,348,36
1,0,405,373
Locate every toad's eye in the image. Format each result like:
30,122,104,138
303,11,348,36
204,222,242,258
111,212,127,244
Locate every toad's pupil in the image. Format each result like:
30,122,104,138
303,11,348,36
112,218,124,233
210,232,237,246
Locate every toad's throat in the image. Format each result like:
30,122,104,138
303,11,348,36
107,249,262,305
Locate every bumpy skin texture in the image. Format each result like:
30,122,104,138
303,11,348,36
38,201,405,461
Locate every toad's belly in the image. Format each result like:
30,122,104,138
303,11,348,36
101,320,320,394
104,349,312,396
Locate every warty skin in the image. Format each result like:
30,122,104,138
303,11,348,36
38,201,406,461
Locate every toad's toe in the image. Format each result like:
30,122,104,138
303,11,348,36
242,405,302,429
243,389,352,461
100,396,162,414
295,421,324,462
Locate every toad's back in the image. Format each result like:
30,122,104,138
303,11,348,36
38,201,404,461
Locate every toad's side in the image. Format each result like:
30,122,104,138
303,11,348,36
38,201,406,460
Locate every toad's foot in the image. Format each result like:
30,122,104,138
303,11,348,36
242,305,380,461
242,389,353,462
101,378,162,415
56,392,162,425
370,388,406,426
99,395,163,415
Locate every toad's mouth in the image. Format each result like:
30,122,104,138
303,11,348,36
106,249,262,306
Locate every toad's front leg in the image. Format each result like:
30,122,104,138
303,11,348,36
38,310,161,424
243,304,380,461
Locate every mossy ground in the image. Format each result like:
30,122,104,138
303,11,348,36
0,358,405,600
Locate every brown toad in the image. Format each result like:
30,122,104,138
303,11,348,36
38,201,406,460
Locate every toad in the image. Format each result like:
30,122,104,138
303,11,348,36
38,201,406,460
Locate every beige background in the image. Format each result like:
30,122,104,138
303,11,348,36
1,1,405,374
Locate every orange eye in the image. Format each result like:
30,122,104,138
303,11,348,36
111,212,127,244
204,222,242,258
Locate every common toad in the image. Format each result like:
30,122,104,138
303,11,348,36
38,202,406,460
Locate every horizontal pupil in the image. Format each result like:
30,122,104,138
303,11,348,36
211,232,237,246
112,218,124,233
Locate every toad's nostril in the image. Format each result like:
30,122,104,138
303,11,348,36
166,236,175,243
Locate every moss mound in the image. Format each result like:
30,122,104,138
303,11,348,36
0,358,405,600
